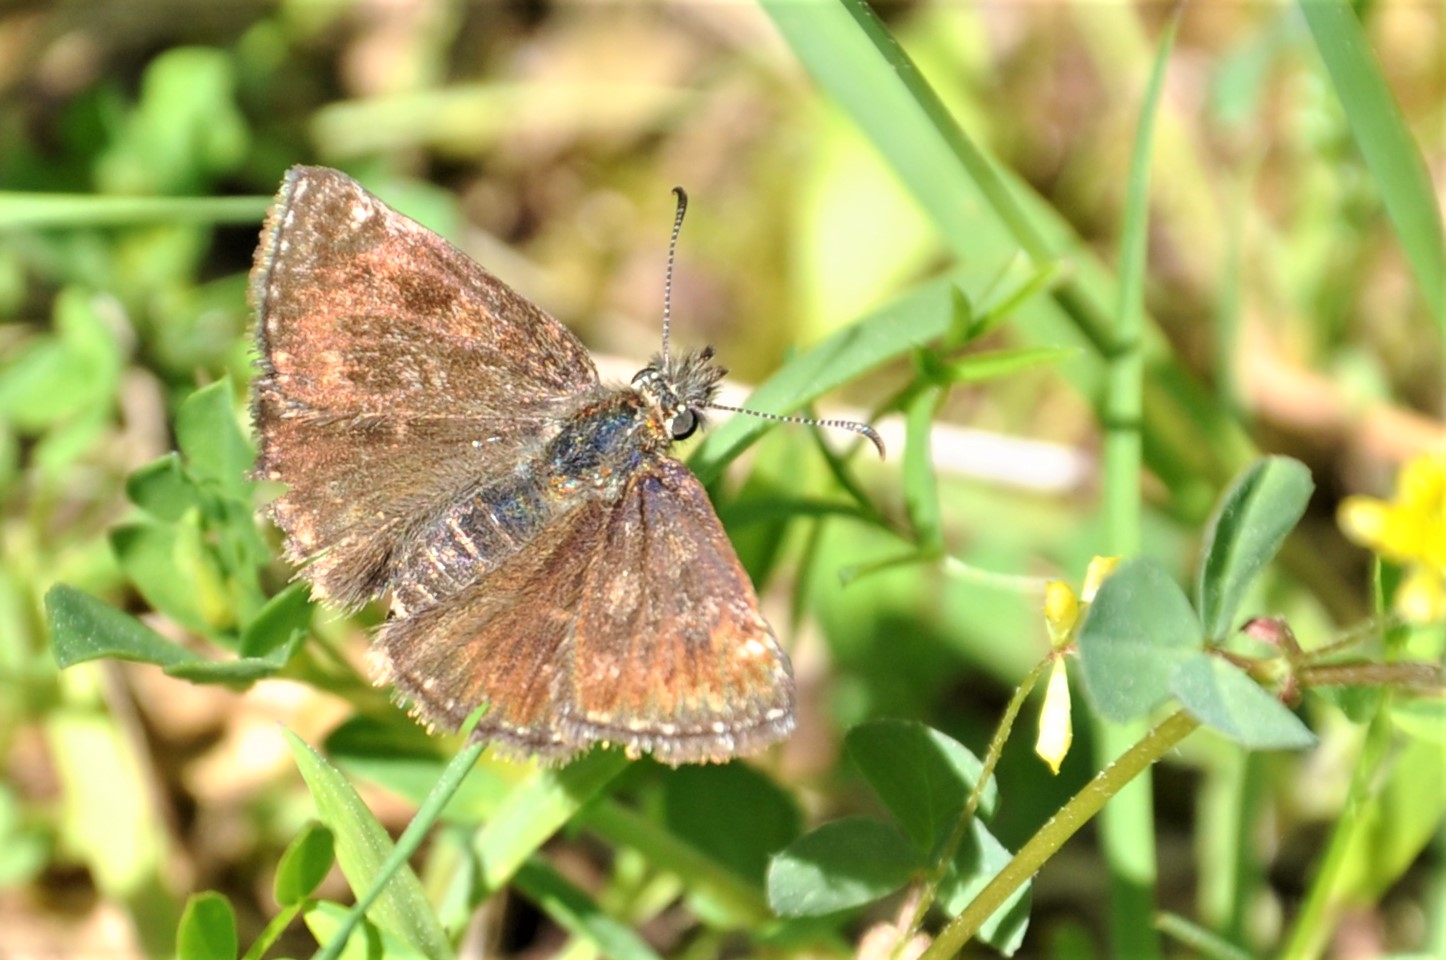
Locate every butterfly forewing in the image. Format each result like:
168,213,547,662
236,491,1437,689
251,167,600,605
253,166,597,417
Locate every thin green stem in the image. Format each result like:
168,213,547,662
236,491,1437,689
312,738,486,960
242,901,304,960
1093,12,1180,959
904,656,1052,941
0,193,269,229
920,710,1200,960
1278,701,1395,959
941,555,1050,595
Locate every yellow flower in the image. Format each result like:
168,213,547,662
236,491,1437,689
1339,451,1446,623
1035,557,1118,773
1043,580,1078,649
1081,556,1121,602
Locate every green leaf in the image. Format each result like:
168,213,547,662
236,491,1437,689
660,762,801,885
45,584,194,670
284,731,452,960
95,46,247,195
274,821,336,907
177,891,238,960
1076,557,1202,722
767,817,921,917
1170,655,1315,750
109,522,212,634
690,272,962,483
1196,457,1313,642
315,733,492,960
0,288,120,431
126,453,201,522
176,379,253,498
937,820,1032,955
931,345,1079,385
513,857,664,960
845,719,994,856
239,583,313,659
1299,0,1446,334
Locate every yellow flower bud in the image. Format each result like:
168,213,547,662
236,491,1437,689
1035,659,1073,775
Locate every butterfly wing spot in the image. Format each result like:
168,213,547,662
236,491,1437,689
348,200,374,226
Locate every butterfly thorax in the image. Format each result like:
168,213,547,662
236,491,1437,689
387,355,721,619
541,390,670,500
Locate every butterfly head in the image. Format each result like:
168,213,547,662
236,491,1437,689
632,346,726,442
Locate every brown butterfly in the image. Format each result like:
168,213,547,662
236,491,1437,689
249,167,879,765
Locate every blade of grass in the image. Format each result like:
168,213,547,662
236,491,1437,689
1299,0,1446,335
512,856,664,960
1090,12,1181,960
285,729,458,960
473,750,628,897
691,269,963,483
760,0,1257,508
0,193,269,230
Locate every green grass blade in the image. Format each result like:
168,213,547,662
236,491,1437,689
691,271,963,483
1299,0,1446,334
512,857,664,960
0,193,269,230
761,0,1258,504
283,730,455,960
1094,12,1180,960
473,750,628,897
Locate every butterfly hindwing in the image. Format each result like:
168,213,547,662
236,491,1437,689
571,458,794,763
370,457,794,765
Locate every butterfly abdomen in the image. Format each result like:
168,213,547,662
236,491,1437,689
389,471,553,616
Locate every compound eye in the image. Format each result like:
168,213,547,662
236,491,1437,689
669,409,698,440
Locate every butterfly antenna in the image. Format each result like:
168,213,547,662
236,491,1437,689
662,186,689,369
706,401,887,459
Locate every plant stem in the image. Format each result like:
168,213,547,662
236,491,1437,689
905,656,1052,938
1092,11,1180,959
1278,701,1394,959
920,710,1200,959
